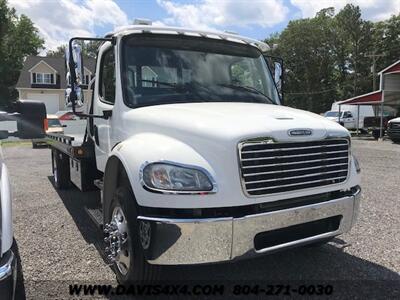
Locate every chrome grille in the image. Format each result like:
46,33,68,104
389,123,400,132
239,139,350,196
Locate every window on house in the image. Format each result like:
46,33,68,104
33,73,54,84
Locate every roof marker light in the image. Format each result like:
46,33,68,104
133,19,152,26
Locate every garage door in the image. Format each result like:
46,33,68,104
26,93,60,114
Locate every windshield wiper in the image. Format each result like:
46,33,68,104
139,79,214,101
218,83,275,104
139,79,183,89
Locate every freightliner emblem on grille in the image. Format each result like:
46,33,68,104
288,129,313,136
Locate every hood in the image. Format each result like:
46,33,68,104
325,116,339,121
389,117,400,123
123,103,348,143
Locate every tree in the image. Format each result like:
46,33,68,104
333,4,374,98
266,7,337,112
265,4,397,114
47,45,67,58
372,14,400,74
0,0,44,109
47,40,101,59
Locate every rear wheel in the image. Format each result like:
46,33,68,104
51,150,70,189
105,186,160,283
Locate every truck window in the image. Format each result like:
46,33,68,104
121,35,280,108
230,60,263,91
99,48,116,104
343,112,353,118
47,118,61,127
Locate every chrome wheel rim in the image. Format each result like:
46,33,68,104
111,206,131,276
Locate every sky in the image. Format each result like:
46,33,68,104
8,0,400,52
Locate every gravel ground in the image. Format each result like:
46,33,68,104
2,139,400,299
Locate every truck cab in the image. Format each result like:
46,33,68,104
51,23,362,283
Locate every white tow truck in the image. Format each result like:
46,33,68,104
46,22,362,283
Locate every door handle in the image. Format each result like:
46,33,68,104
94,125,99,146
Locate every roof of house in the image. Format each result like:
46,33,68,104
16,56,96,89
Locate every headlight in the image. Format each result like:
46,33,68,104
141,162,216,194
353,155,361,173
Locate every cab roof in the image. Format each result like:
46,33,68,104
106,25,270,53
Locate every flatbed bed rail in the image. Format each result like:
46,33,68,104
46,133,92,159
47,133,75,145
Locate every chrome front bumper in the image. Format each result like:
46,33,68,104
139,187,361,265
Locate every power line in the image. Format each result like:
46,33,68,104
365,52,385,91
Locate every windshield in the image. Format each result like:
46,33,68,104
121,35,280,108
325,111,341,117
48,118,61,127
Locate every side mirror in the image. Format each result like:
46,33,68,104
65,42,84,108
264,55,284,105
274,61,283,94
15,100,47,139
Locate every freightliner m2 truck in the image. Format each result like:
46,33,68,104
46,21,362,283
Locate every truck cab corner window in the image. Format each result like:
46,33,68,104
99,47,116,105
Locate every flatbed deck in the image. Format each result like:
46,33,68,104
47,133,91,159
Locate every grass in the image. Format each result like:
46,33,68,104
0,140,32,147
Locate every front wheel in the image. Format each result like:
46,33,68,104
105,186,160,283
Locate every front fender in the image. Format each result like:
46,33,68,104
108,133,218,208
0,162,13,255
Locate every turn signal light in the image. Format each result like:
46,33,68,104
44,119,48,131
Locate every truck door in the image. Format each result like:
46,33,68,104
343,111,355,129
92,44,115,171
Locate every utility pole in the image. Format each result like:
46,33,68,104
365,52,385,91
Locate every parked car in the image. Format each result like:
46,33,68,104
324,103,374,130
324,110,356,128
0,152,18,299
0,100,46,299
32,114,65,148
55,110,78,121
363,116,395,139
387,117,400,142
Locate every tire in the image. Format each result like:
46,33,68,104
372,129,380,140
12,240,26,300
106,186,160,283
51,150,70,189
32,142,37,149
